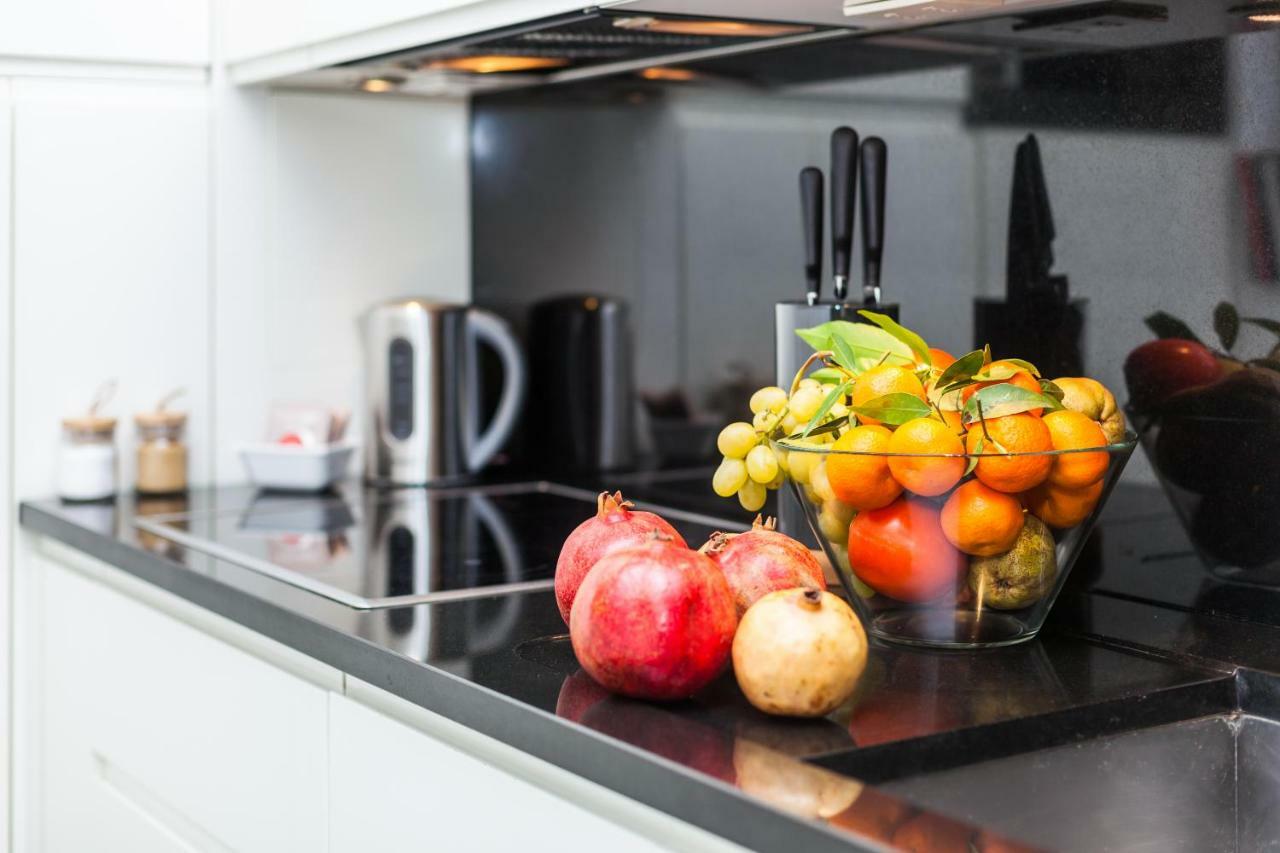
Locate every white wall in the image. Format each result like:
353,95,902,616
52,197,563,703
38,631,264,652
212,86,469,482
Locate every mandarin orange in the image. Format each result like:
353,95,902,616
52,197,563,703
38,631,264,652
1022,478,1104,528
964,413,1053,494
851,365,926,426
886,417,965,496
1042,410,1109,488
940,480,1026,557
962,361,1044,417
826,425,903,510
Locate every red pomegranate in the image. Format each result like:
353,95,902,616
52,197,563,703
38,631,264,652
1123,338,1222,410
570,536,737,701
700,516,826,617
555,491,686,625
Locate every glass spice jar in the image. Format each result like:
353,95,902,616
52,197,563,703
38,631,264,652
135,410,188,495
57,416,118,501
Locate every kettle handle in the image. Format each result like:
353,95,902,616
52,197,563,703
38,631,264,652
465,309,527,473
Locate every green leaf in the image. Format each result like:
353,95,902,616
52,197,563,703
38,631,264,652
972,362,1024,382
964,437,983,477
830,336,862,374
1039,378,1066,401
795,321,914,372
856,310,931,365
848,392,933,427
1144,311,1201,344
998,358,1041,378
935,349,985,389
1213,302,1239,352
789,415,849,440
1243,317,1280,338
962,383,1062,425
802,381,851,438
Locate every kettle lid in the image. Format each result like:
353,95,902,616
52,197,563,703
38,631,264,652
364,298,467,317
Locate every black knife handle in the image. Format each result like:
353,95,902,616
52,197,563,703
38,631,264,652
830,127,858,299
860,136,887,303
800,167,824,303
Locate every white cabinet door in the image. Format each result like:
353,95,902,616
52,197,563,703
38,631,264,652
0,0,208,66
34,554,330,853
328,692,674,853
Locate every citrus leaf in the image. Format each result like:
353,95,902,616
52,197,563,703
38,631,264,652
848,392,932,427
1243,317,1280,338
964,437,983,477
789,415,849,440
982,344,993,365
1144,311,1201,344
999,358,1041,378
1214,301,1239,352
1039,378,1066,401
802,381,851,438
795,321,914,372
935,349,985,388
830,335,862,374
856,309,931,365
972,362,1024,382
962,383,1062,425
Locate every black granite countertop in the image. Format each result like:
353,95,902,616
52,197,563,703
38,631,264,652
19,477,1280,852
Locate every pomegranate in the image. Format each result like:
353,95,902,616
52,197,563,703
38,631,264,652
700,516,826,617
569,536,736,701
555,491,686,625
1123,338,1221,410
732,588,867,717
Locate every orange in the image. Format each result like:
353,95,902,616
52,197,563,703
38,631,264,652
964,413,1053,494
962,361,1044,417
1023,479,1105,528
940,480,1026,556
886,417,965,497
1042,410,1109,488
1055,377,1126,444
826,425,904,510
851,365,926,426
928,348,957,370
932,408,964,435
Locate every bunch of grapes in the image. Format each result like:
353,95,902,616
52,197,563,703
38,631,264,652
712,379,848,511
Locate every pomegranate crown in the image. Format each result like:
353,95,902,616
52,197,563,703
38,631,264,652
596,490,635,517
751,515,778,532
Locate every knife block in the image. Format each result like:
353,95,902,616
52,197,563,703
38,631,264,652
973,296,1087,378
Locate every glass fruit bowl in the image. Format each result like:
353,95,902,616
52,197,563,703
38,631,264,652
774,433,1137,649
1132,408,1280,585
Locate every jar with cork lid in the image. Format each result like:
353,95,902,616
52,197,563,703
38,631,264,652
135,390,188,495
57,414,118,501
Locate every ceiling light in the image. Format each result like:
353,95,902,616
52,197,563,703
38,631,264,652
612,16,812,38
422,55,569,74
359,76,404,93
638,67,699,82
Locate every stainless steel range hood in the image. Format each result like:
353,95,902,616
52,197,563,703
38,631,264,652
272,0,1267,95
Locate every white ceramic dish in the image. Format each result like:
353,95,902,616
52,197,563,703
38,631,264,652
238,442,356,492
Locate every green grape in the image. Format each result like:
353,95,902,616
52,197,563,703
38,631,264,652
824,499,856,526
817,505,849,544
780,415,799,436
712,457,748,498
738,480,767,512
774,448,789,475
811,460,836,503
788,387,825,422
798,378,822,392
716,422,758,459
788,449,815,484
767,469,786,490
749,386,789,415
752,409,781,434
829,402,849,420
745,445,779,484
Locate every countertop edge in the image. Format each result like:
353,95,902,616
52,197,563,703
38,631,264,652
18,501,887,853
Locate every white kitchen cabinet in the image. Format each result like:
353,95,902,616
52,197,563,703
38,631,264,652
10,79,212,499
328,691,681,853
0,0,208,67
28,549,331,853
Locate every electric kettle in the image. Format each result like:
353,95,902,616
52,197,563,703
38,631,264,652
360,300,526,486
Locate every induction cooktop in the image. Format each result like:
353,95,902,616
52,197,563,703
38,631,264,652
133,481,738,609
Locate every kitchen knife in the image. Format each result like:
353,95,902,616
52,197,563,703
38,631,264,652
830,127,858,302
859,136,887,307
800,167,824,305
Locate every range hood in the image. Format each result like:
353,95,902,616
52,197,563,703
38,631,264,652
273,0,1271,94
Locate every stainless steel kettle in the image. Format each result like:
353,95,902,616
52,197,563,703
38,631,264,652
360,300,526,485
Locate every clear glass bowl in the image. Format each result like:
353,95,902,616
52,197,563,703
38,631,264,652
775,433,1137,649
1132,409,1280,586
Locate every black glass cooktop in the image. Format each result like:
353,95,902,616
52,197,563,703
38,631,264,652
133,481,737,609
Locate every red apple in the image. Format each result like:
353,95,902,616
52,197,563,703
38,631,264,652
1123,338,1221,411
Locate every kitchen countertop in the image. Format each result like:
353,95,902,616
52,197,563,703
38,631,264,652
19,476,1279,852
